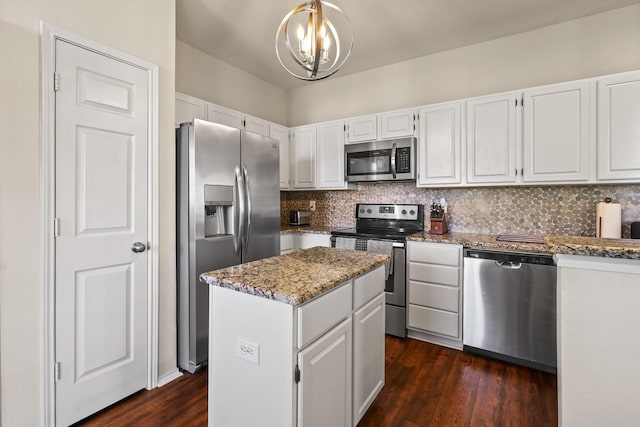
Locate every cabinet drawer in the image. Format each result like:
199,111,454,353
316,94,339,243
409,281,459,312
408,304,459,338
409,243,461,265
409,263,459,287
298,282,352,349
353,266,385,309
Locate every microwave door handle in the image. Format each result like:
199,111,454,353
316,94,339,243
391,142,397,178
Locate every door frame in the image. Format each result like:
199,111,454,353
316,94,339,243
39,22,160,426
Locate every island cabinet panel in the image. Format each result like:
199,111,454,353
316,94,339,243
298,318,353,427
297,282,353,349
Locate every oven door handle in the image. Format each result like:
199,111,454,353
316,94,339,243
390,142,397,178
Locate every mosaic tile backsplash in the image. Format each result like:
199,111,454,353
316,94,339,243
281,183,640,238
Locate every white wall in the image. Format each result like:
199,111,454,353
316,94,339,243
287,4,640,126
176,40,288,126
0,1,176,425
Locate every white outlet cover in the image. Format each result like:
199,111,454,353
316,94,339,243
237,338,260,365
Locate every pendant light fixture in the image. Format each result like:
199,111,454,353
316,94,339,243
275,0,353,81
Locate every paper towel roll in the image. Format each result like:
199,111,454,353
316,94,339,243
596,201,621,238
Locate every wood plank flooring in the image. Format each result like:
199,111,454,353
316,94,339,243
75,337,557,426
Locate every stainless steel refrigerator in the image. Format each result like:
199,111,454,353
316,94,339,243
176,118,280,373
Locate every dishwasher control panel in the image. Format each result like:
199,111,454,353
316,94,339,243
463,249,555,266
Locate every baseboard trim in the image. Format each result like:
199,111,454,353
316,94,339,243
157,368,183,387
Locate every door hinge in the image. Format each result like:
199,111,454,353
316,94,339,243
521,97,524,107
521,168,524,176
54,362,61,382
53,72,60,92
294,364,301,383
515,168,518,176
515,99,518,107
53,218,60,238
242,119,246,128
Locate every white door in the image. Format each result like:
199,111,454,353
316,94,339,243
317,120,346,189
244,114,270,136
54,39,149,426
291,125,316,189
207,103,243,128
270,123,290,190
298,318,352,427
346,114,378,143
466,93,518,184
380,108,415,140
417,102,461,186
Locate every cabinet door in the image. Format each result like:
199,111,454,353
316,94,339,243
270,124,290,190
244,114,270,136
317,120,346,189
522,81,591,183
207,103,243,129
298,318,352,427
417,102,461,186
175,92,206,127
380,108,415,139
346,114,377,143
297,233,331,249
291,125,316,189
353,293,385,426
466,93,517,184
597,72,640,181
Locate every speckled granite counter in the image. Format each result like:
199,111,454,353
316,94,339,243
280,224,337,234
408,231,640,259
200,246,389,305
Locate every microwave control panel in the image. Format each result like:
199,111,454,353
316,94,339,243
397,147,411,173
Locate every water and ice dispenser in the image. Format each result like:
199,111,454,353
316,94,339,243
204,184,233,237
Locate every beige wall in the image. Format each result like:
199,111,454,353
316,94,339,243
176,40,288,126
0,1,176,425
287,4,640,126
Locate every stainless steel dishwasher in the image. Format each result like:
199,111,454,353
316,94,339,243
463,249,557,373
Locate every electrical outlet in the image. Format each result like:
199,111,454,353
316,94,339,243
237,338,259,364
310,200,316,211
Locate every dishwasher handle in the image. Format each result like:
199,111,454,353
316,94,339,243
495,260,522,269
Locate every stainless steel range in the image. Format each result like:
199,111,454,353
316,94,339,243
331,203,424,338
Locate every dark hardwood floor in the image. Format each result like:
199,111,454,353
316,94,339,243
76,337,557,426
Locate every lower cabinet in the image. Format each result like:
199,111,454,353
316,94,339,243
208,265,385,426
407,241,463,349
280,232,331,254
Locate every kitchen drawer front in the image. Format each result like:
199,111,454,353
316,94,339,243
409,242,461,266
409,263,459,287
408,304,459,338
297,282,352,349
353,266,385,309
409,281,459,313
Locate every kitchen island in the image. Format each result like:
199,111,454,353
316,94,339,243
200,246,389,427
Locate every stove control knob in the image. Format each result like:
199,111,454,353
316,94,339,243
359,208,364,214
367,208,372,214
401,209,407,215
410,209,415,215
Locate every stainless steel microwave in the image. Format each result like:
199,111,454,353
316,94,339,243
345,137,416,182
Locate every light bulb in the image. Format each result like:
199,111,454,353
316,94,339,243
296,24,305,41
323,34,331,50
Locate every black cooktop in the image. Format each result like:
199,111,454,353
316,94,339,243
331,227,421,240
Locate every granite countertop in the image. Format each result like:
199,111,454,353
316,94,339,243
280,224,343,234
408,231,640,260
200,246,390,305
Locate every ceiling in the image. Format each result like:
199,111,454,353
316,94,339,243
176,0,640,90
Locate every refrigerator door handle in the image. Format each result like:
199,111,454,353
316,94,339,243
234,166,245,256
242,165,251,254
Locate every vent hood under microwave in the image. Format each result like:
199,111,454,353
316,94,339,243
345,137,416,183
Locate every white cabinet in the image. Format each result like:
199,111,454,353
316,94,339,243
407,242,463,349
271,123,290,190
175,92,206,127
416,102,462,186
206,103,243,129
244,114,270,136
298,317,352,427
291,125,317,189
522,81,592,183
346,114,377,143
280,233,295,255
317,120,347,189
597,71,640,181
466,93,518,184
280,232,331,253
380,108,415,140
352,293,385,425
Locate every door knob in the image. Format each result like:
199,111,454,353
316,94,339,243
131,242,147,253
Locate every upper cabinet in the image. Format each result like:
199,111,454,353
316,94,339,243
466,93,518,184
596,71,640,181
270,123,290,190
346,114,378,143
175,93,206,127
521,81,592,183
317,120,347,189
291,125,316,189
207,103,270,137
416,102,461,186
380,108,416,140
244,114,271,136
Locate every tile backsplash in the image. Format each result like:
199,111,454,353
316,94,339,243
281,183,640,238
